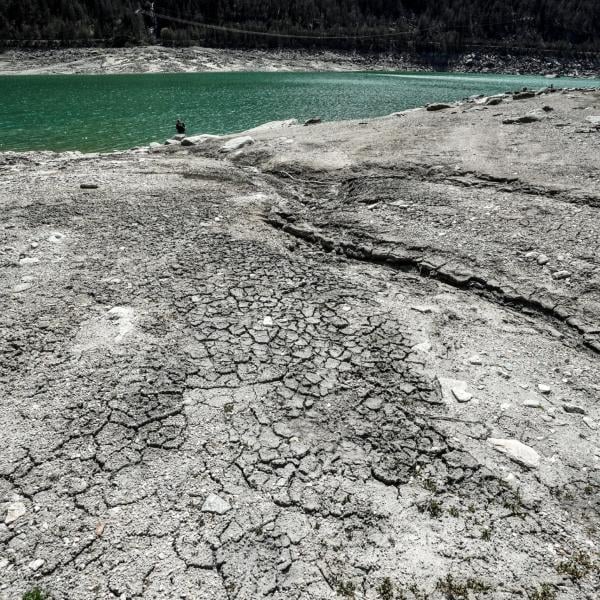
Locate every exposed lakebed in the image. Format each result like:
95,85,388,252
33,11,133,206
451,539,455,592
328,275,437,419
1,70,600,152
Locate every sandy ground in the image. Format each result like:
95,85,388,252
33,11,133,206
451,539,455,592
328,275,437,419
1,46,599,77
1,89,600,599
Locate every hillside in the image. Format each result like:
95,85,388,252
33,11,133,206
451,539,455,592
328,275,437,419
1,0,599,53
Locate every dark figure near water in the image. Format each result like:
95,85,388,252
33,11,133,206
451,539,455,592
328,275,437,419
176,119,186,134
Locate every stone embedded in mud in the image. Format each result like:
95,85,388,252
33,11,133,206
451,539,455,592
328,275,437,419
201,494,231,515
452,387,473,403
220,136,255,153
488,438,541,469
28,559,44,571
4,501,26,524
563,403,586,415
552,270,572,280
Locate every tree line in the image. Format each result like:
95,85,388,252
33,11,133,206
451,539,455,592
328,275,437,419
1,0,599,53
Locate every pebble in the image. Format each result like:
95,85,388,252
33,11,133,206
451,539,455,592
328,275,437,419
538,384,552,394
263,316,274,327
201,494,231,515
524,398,542,408
563,403,586,415
488,438,541,469
13,283,33,293
364,397,384,410
4,501,26,524
468,355,483,365
0,557,8,569
452,387,473,403
537,254,549,265
28,559,45,571
552,270,572,280
583,417,597,430
19,257,39,266
48,232,65,243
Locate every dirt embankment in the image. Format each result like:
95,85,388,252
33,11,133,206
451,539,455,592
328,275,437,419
1,89,600,600
1,45,599,76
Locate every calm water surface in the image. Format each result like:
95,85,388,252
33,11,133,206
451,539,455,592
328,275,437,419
1,71,599,152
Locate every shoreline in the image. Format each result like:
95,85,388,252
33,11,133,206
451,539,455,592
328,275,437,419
1,45,600,77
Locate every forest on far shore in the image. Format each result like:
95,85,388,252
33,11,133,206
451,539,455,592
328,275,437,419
1,0,599,54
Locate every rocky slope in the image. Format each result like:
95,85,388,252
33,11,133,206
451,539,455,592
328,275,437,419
1,47,599,77
1,88,599,600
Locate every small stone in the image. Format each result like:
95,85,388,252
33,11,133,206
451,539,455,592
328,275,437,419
364,397,384,410
4,501,26,524
468,355,483,365
0,557,9,569
30,242,39,249
28,559,44,572
524,398,542,408
201,494,231,515
488,438,541,469
19,257,39,266
80,183,98,189
303,117,322,126
538,384,552,394
583,417,597,430
563,403,586,415
552,270,571,280
263,316,274,327
537,254,549,265
452,388,473,403
13,283,33,293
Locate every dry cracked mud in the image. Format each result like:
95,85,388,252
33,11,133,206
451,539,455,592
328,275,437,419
1,89,600,599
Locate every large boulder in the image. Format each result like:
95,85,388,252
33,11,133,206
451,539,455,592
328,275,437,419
220,136,255,153
426,103,452,111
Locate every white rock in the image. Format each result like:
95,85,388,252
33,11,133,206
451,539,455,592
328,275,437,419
452,387,473,403
4,501,26,524
468,355,483,365
19,257,39,266
488,438,541,469
523,398,542,408
13,283,33,293
537,254,549,265
538,384,552,394
220,136,255,153
201,494,231,515
28,558,44,571
263,316,274,327
0,557,8,569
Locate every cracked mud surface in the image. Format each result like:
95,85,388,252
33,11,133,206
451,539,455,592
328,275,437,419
1,90,600,599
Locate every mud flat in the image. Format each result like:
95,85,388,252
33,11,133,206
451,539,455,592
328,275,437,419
1,89,600,599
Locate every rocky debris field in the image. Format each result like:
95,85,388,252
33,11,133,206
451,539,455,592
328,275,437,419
0,46,599,77
1,89,600,600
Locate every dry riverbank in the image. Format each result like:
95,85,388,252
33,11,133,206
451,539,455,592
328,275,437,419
1,89,600,599
1,46,600,77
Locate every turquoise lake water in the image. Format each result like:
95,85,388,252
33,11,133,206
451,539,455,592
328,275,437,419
0,71,598,153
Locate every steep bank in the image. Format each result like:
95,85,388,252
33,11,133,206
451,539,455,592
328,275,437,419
1,89,599,599
1,46,600,77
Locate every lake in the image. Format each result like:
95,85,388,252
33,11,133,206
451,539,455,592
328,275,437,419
1,71,599,153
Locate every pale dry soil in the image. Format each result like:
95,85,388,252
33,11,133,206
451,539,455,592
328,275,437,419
1,90,600,600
